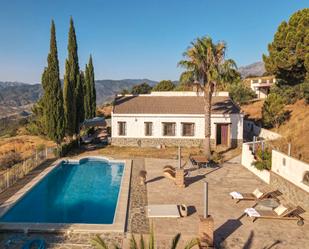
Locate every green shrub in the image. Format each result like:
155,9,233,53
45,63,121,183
36,144,46,152
152,80,175,91
228,82,256,104
262,93,287,128
0,151,23,170
270,84,303,104
301,81,309,104
53,139,79,157
253,148,272,171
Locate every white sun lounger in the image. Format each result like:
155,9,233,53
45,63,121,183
147,205,180,218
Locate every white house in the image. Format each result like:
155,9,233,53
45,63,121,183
111,91,244,148
244,76,276,99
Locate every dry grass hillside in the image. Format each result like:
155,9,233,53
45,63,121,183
271,100,309,162
0,135,55,161
241,100,264,121
242,99,309,163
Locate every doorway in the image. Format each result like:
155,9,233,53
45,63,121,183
216,124,230,146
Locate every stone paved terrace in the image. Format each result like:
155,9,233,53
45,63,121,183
0,154,308,248
143,156,309,249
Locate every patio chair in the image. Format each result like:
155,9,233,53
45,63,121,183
163,165,176,172
163,168,176,181
230,188,278,203
244,204,305,226
163,167,188,181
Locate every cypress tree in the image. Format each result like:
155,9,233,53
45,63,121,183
88,55,96,117
63,17,80,136
84,64,91,119
41,20,65,144
76,71,84,126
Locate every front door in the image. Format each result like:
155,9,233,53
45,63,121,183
216,124,229,146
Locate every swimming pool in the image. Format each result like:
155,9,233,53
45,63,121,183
0,158,125,224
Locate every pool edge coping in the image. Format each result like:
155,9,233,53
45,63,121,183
0,156,132,233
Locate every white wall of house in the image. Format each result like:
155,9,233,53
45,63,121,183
111,113,243,140
272,150,309,193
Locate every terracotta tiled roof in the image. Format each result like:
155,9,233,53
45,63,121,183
113,95,240,115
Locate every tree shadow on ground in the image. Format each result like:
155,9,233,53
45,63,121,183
185,174,206,186
145,176,164,184
214,219,243,248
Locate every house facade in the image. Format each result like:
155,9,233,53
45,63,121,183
111,91,243,148
244,75,276,99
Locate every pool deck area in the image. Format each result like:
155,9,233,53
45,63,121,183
0,153,308,248
142,156,309,249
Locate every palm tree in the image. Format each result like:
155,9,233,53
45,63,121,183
178,36,234,158
218,59,240,90
91,231,200,249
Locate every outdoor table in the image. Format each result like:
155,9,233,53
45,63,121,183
191,156,209,168
256,198,280,211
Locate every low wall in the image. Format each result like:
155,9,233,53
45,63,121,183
112,137,242,148
112,137,204,147
270,172,309,211
241,142,270,183
244,120,281,140
271,150,309,193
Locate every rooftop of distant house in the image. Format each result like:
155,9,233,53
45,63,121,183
243,75,276,82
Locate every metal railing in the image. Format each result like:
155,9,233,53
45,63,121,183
0,147,55,193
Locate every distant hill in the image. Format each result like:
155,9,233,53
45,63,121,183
238,62,266,78
95,79,157,103
0,79,158,117
0,83,42,107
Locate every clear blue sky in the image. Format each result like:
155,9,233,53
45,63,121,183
0,0,308,83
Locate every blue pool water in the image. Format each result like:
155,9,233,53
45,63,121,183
0,158,124,224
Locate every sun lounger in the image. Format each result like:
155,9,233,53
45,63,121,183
147,204,188,218
244,205,305,226
230,188,277,203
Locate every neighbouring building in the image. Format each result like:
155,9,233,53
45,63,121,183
111,91,244,148
244,75,276,99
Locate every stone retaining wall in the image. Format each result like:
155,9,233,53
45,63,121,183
112,137,242,148
270,172,309,211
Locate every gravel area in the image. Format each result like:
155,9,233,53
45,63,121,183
126,158,150,234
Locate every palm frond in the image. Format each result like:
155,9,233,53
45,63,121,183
170,233,181,249
148,225,155,249
130,234,138,249
183,238,201,249
91,234,109,249
140,234,145,249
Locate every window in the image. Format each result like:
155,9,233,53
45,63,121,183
162,122,176,136
182,123,195,136
144,122,153,136
252,80,259,83
118,122,126,136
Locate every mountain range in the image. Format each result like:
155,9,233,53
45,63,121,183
238,61,265,78
0,62,266,117
0,79,158,117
